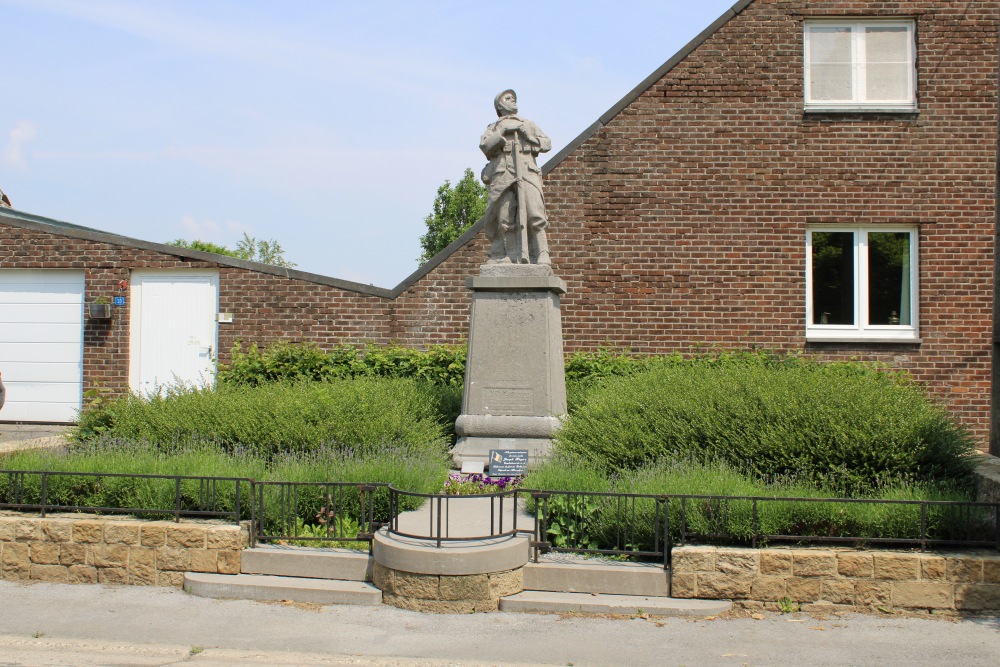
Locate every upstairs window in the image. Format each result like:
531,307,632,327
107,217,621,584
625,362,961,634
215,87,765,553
804,20,916,112
806,227,918,342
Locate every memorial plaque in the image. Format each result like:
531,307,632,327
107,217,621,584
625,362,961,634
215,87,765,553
488,449,529,476
483,387,533,415
461,460,485,475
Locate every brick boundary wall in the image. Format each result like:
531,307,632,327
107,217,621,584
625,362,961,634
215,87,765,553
0,513,248,587
671,546,1000,612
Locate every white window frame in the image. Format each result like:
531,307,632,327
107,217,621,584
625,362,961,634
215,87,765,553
805,226,919,343
804,19,917,113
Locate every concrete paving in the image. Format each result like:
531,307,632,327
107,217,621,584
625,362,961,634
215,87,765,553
184,572,382,605
0,423,71,454
0,581,998,666
500,590,730,616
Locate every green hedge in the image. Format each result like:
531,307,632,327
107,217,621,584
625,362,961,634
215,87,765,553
75,378,454,459
217,341,467,387
555,356,977,494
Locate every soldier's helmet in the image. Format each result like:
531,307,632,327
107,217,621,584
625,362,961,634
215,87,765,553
494,89,517,116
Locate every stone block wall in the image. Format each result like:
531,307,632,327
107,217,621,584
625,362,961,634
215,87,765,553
671,546,1000,612
0,514,248,587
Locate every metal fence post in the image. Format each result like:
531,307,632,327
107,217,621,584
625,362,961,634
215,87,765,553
920,502,927,552
249,480,257,549
40,471,47,518
174,477,182,523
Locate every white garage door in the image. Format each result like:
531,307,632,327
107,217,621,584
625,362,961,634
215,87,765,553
0,270,85,422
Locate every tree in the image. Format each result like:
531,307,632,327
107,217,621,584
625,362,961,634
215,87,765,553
418,168,487,263
168,232,296,268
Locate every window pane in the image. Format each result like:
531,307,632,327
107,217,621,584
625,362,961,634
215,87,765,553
868,232,911,326
865,26,909,63
812,232,855,325
810,64,853,100
865,63,910,101
809,27,852,64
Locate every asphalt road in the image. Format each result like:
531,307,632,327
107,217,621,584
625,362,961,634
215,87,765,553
0,581,998,666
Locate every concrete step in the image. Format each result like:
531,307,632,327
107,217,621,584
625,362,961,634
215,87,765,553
524,555,670,597
499,591,731,617
241,545,372,581
184,572,382,606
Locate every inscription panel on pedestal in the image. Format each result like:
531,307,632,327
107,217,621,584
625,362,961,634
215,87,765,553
483,387,534,416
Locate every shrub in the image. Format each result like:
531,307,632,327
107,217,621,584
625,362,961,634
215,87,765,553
217,341,466,387
555,357,978,494
71,378,451,459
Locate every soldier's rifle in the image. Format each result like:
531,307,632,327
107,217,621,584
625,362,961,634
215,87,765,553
508,123,530,263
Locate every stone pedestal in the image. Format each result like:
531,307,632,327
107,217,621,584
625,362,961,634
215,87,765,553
451,264,567,468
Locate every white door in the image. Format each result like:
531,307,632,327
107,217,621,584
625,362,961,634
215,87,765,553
130,272,219,396
0,270,85,422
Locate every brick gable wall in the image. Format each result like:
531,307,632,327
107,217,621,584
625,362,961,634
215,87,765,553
392,0,999,446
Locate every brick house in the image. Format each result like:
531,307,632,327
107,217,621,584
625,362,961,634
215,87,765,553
1,0,998,454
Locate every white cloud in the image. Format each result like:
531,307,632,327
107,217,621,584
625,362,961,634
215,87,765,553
177,214,250,243
0,0,451,97
3,121,39,170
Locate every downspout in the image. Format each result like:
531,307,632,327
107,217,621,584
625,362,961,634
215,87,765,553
991,16,1000,457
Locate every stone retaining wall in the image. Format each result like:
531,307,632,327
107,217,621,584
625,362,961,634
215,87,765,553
0,513,248,587
671,546,1000,612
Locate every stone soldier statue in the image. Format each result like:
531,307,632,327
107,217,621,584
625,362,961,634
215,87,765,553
480,89,552,264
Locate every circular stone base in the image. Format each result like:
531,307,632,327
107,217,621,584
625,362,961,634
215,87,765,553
373,529,530,575
374,562,523,614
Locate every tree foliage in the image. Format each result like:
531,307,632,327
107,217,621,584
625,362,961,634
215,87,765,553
168,232,296,268
418,168,487,263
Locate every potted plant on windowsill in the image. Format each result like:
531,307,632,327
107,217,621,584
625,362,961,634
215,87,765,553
88,296,112,319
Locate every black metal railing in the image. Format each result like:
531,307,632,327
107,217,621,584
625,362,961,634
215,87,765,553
2,470,997,564
248,480,389,549
522,489,1000,567
385,487,525,547
526,489,669,565
0,469,249,523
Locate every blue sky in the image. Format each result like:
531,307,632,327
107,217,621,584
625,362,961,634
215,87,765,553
2,0,737,287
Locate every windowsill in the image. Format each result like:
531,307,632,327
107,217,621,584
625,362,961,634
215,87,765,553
806,334,921,345
804,105,918,114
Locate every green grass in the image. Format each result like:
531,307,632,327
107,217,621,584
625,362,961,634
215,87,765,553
522,455,983,552
0,440,451,529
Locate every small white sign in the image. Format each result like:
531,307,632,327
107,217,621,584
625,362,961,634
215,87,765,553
460,461,485,475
